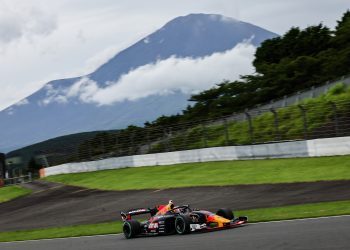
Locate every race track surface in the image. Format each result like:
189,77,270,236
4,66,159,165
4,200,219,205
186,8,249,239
1,216,349,250
0,180,350,231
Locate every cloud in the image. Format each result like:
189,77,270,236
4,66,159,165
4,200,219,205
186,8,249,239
82,46,122,74
209,14,238,23
1,0,348,112
42,42,256,106
4,98,29,115
6,107,14,115
66,78,99,102
15,98,29,106
0,1,57,45
39,84,67,106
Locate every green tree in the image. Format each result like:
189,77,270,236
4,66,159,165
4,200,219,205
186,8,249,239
27,157,41,175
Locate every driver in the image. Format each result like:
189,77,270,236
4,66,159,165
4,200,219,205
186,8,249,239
155,200,175,215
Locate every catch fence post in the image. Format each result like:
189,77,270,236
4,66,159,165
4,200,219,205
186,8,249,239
129,132,135,155
184,123,193,150
310,86,315,98
163,128,171,152
84,140,90,160
245,110,254,144
116,137,122,156
202,124,208,148
114,134,119,157
296,91,301,103
146,129,151,153
184,128,189,150
270,108,281,141
224,118,230,146
88,140,93,160
330,102,339,136
324,81,330,94
298,105,308,140
100,137,105,155
282,96,287,107
168,127,173,151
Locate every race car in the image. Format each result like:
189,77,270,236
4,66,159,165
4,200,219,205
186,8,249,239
120,200,248,239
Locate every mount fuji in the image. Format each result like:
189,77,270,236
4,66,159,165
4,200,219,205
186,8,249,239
0,13,278,152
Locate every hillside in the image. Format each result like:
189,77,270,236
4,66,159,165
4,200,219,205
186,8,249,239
0,13,278,153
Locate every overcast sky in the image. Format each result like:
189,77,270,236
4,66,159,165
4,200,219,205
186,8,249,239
0,0,349,111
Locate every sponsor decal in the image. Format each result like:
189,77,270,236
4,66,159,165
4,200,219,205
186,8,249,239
190,223,206,231
149,223,159,229
129,209,148,214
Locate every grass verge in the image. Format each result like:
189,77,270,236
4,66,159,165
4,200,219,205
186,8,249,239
238,200,350,222
0,200,349,242
0,186,32,203
45,155,350,190
0,221,123,243
150,83,350,151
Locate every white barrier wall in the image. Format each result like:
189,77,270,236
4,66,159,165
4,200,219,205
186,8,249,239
307,137,350,157
43,136,350,177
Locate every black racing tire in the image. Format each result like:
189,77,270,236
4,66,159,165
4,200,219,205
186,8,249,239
123,220,141,239
216,208,234,220
175,215,192,235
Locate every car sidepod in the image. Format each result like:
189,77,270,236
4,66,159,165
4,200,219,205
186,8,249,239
146,215,176,235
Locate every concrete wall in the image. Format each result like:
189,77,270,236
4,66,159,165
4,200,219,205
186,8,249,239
43,136,350,177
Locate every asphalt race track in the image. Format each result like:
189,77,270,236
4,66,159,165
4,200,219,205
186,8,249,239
1,180,350,231
0,216,349,250
0,181,350,232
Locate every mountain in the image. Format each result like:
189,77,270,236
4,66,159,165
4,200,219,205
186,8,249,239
0,13,278,153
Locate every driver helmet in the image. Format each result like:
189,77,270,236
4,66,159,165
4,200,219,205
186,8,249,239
169,200,182,213
168,200,174,209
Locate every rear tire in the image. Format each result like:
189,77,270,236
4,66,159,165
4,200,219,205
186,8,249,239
216,208,234,220
123,220,141,239
175,215,191,234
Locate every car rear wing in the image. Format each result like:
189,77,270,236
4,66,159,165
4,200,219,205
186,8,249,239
121,208,152,221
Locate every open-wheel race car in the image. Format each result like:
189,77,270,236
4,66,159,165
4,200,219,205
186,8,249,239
120,200,248,239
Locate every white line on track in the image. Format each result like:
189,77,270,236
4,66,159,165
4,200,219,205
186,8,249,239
1,214,349,244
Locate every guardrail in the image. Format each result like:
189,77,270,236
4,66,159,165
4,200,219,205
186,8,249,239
3,174,33,186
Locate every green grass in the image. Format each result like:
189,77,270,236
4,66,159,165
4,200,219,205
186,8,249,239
0,200,349,242
46,155,350,191
238,200,350,222
150,83,350,151
0,186,32,203
0,221,122,243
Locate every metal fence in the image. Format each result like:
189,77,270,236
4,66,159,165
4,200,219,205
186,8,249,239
40,97,350,167
2,174,33,186
226,74,350,122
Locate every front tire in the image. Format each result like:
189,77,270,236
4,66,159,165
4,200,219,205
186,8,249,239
123,220,141,239
216,208,234,220
175,215,191,234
